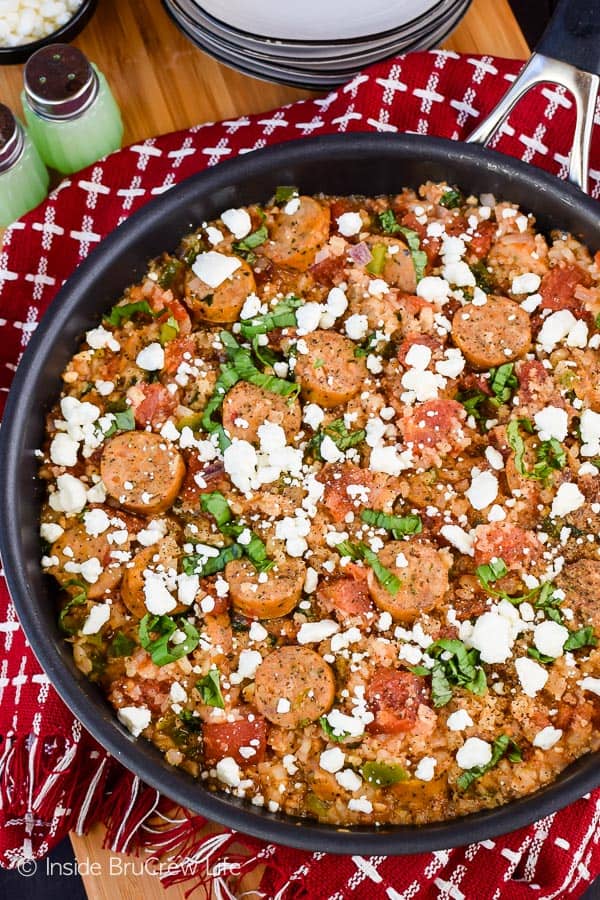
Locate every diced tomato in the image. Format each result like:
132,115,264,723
163,335,196,375
318,463,373,523
319,570,373,621
516,359,554,406
401,399,466,449
156,297,192,335
458,371,493,396
539,264,591,312
468,220,496,260
397,332,442,367
366,668,427,734
199,577,230,616
202,716,267,765
400,211,426,240
473,522,543,571
180,455,230,505
329,197,358,224
128,382,178,428
309,254,346,286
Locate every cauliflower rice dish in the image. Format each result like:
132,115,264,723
39,183,600,826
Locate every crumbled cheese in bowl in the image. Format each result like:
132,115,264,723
0,1,84,47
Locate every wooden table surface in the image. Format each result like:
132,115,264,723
2,0,528,896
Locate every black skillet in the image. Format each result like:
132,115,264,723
1,0,599,855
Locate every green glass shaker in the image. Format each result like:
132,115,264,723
21,44,123,175
0,104,49,228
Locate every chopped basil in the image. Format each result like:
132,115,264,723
200,490,232,529
361,509,422,538
196,668,225,708
158,257,182,289
534,582,564,624
476,558,508,592
507,418,565,483
319,716,350,742
181,543,244,577
596,312,600,330
378,209,400,234
239,296,301,339
232,224,268,262
527,647,554,664
456,388,488,425
488,363,517,405
424,638,487,707
366,243,387,276
103,407,136,438
159,315,179,346
222,331,300,400
108,631,136,658
563,626,597,652
195,491,274,574
457,734,522,791
139,614,200,666
361,761,408,786
354,332,378,358
507,418,530,476
58,580,88,634
306,417,365,459
439,188,464,209
200,361,240,451
398,226,427,283
274,186,298,203
336,541,400,596
103,299,155,328
179,709,202,732
470,260,495,293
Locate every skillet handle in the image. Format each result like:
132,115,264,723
466,0,600,195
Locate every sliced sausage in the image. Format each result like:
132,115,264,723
101,431,186,515
121,535,184,619
365,235,417,293
366,540,449,623
185,257,256,323
221,381,301,443
254,646,335,727
294,330,367,408
451,296,531,369
48,520,130,600
366,668,428,734
556,560,600,626
225,557,305,620
202,716,267,766
263,196,330,271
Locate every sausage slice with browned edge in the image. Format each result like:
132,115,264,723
221,381,302,443
121,534,185,619
225,557,305,619
254,646,336,727
294,330,367,408
185,257,256,323
451,295,531,368
263,196,330,271
367,540,450,622
101,431,186,514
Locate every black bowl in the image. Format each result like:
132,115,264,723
1,133,599,854
0,0,98,66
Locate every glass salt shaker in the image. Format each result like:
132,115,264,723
0,104,49,227
21,43,123,175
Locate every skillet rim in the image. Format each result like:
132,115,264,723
1,131,599,855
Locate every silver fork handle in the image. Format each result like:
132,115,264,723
467,52,599,195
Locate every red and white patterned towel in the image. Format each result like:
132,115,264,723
1,50,599,898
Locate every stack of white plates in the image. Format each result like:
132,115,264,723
162,0,472,89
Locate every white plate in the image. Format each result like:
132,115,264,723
194,0,441,41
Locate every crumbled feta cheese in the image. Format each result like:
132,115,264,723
515,656,548,697
443,260,475,287
336,769,362,792
469,611,514,663
170,682,187,703
551,482,585,518
220,207,252,239
143,571,177,616
320,435,345,463
40,522,64,543
276,698,291,714
249,621,268,642
49,473,88,515
405,343,432,370
578,676,600,696
49,432,79,467
369,444,412,476
537,310,585,352
446,709,474,731
303,403,324,431
533,726,562,750
81,603,111,635
534,406,568,442
485,446,504,471
337,211,362,236
414,756,437,781
440,524,474,556
137,518,168,547
533,620,569,658
136,342,165,371
435,348,465,379
297,620,340,644
117,706,151,737
296,302,324,335
83,508,110,537
456,738,492,769
580,408,600,457
216,757,242,787
465,470,498,510
320,747,345,773
416,276,451,304
192,251,241,288
206,226,224,246
511,273,541,294
239,293,262,320
86,325,120,352
345,314,369,341
348,797,373,814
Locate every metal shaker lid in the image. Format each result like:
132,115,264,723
23,44,98,120
0,105,25,173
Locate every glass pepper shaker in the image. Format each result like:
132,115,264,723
0,104,49,228
21,44,123,175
